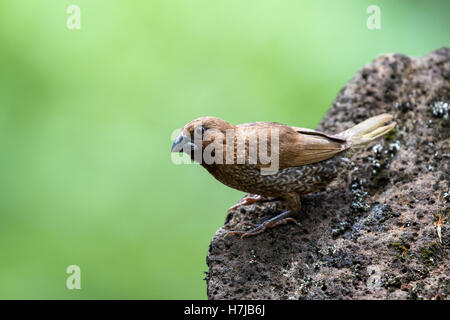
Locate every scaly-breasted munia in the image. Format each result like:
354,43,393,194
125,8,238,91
171,114,396,238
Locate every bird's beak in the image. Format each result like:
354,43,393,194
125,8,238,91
171,133,196,153
171,133,187,152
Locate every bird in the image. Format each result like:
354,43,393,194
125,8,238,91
171,114,396,238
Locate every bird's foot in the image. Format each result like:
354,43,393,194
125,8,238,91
224,210,298,239
227,195,264,214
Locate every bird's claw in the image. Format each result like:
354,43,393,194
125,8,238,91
224,216,298,239
224,230,251,239
227,195,263,214
241,221,258,228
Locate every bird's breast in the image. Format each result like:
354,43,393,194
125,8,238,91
202,154,346,197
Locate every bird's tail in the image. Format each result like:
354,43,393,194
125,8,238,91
337,114,396,147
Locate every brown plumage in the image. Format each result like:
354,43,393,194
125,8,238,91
171,114,396,238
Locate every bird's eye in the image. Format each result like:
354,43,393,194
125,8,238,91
194,126,206,137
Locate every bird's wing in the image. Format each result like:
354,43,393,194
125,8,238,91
234,122,349,169
280,126,350,168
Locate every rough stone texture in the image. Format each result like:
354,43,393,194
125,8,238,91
206,48,449,300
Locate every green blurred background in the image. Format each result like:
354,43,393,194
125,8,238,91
0,0,448,299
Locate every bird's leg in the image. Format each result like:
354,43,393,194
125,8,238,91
227,194,264,214
224,210,298,239
225,193,301,239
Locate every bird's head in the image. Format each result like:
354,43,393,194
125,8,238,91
171,116,234,158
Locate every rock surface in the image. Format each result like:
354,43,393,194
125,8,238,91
206,48,449,300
